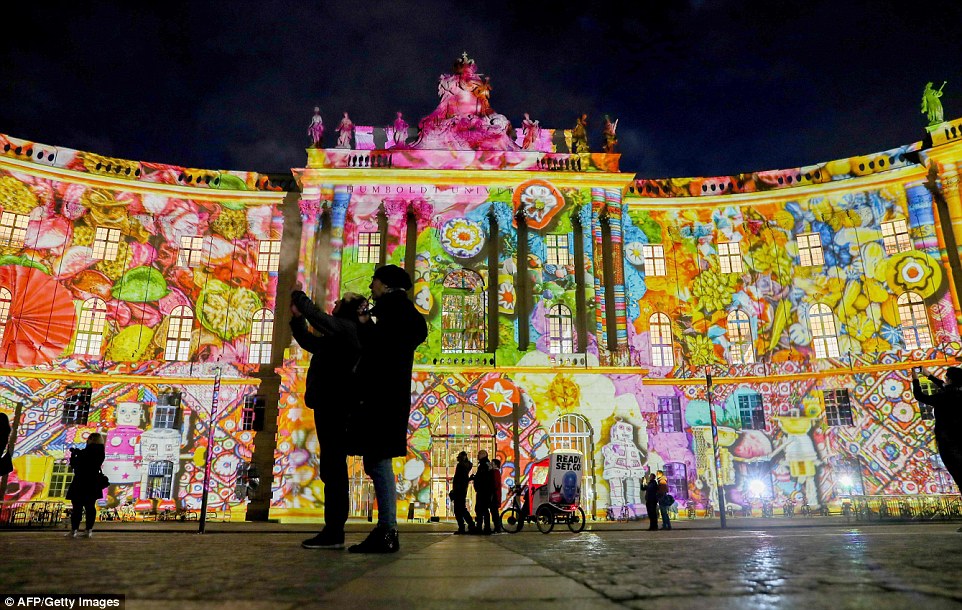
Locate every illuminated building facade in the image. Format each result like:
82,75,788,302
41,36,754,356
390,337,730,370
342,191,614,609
3,56,962,522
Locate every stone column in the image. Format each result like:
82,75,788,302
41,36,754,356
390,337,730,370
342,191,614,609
323,187,351,313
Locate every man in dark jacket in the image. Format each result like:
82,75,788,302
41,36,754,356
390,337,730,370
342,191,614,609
643,472,659,531
913,367,962,518
348,264,428,553
490,458,504,533
289,290,368,550
450,450,474,534
472,449,493,534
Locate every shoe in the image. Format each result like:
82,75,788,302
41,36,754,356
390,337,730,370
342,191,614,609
302,530,345,550
348,527,399,554
647,527,657,531
83,530,93,538
453,529,466,535
65,530,78,538
482,529,492,535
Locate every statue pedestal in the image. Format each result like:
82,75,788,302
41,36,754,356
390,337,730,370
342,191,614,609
926,121,948,134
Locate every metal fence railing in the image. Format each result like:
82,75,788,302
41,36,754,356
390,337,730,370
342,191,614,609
0,501,67,528
848,494,962,522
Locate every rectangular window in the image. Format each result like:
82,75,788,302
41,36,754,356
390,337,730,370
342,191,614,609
737,393,765,430
61,386,93,425
48,460,73,498
717,241,743,274
881,219,912,255
642,244,667,276
664,462,688,500
545,234,572,267
241,395,266,432
91,227,122,261
356,232,381,264
178,235,205,267
146,460,175,499
797,232,825,267
824,389,854,426
657,396,683,433
256,240,281,272
154,392,182,429
0,211,30,248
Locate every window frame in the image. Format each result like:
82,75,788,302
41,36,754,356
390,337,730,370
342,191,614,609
649,312,674,367
241,395,266,431
91,226,122,262
824,388,854,426
664,462,689,500
737,392,765,431
48,459,74,498
146,460,175,499
726,309,755,364
0,287,11,348
657,396,683,433
356,231,381,264
796,232,825,267
74,297,108,357
0,210,30,248
256,239,282,272
178,235,205,268
545,234,572,267
61,386,93,426
440,269,486,354
809,303,841,359
897,292,933,351
642,244,667,277
546,304,575,354
248,309,275,364
164,305,194,361
153,392,182,430
881,219,912,255
717,240,743,274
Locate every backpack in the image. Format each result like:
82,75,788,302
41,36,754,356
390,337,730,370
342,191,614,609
659,493,674,507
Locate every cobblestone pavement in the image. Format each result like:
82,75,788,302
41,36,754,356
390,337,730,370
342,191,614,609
1,522,961,609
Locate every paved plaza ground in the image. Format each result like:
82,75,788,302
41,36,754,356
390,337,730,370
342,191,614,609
1,519,961,609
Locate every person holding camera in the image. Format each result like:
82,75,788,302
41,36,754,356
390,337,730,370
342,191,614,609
290,289,370,550
65,432,106,538
912,366,962,511
450,450,474,534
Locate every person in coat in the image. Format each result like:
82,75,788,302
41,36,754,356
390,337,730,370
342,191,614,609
913,367,962,513
348,265,427,553
450,450,475,534
643,472,659,531
490,458,504,533
471,449,493,534
65,432,106,538
290,290,370,550
656,470,672,530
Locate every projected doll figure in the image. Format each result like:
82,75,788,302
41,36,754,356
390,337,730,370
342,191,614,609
308,107,324,147
103,402,144,493
602,420,645,515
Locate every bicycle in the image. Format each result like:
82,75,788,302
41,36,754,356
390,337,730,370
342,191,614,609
605,504,630,522
686,504,696,520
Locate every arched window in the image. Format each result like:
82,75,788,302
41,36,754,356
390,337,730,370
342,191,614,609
897,292,932,350
248,309,274,364
546,304,574,354
164,305,194,361
74,298,108,357
649,312,674,367
727,309,754,364
0,287,11,348
809,303,840,358
441,269,485,353
431,405,496,519
550,414,595,507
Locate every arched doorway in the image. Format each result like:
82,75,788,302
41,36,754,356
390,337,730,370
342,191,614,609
549,414,595,517
431,405,496,519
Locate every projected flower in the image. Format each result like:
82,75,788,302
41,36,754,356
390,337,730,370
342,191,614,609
886,250,942,298
512,179,564,229
497,279,516,314
439,217,485,258
0,265,76,365
625,242,645,266
413,282,433,315
477,377,519,418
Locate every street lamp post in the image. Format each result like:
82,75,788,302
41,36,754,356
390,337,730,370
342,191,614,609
199,367,222,534
705,367,727,528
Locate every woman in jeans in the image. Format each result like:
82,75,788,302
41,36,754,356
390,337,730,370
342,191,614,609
65,433,106,538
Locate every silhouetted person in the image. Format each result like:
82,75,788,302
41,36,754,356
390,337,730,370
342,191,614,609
0,412,11,478
347,265,427,553
643,473,659,531
913,367,962,513
472,449,493,534
490,458,504,533
450,450,474,534
65,432,105,538
290,290,370,550
656,470,672,530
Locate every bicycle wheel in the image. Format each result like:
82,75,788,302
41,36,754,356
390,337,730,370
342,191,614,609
535,505,555,534
566,506,587,533
500,508,524,533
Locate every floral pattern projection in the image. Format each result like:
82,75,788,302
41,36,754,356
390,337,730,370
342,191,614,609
0,140,283,510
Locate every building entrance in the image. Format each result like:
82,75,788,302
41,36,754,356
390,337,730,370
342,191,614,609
431,405,496,519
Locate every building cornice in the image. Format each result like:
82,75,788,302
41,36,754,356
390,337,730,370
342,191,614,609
292,167,632,191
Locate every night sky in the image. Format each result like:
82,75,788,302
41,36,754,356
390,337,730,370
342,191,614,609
2,1,960,179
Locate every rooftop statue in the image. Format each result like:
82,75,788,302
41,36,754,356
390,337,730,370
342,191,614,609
572,113,589,154
408,53,520,151
521,113,541,150
336,112,354,149
308,106,324,147
602,115,619,154
391,111,408,145
922,81,946,126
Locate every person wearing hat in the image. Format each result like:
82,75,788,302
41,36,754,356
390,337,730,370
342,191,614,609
347,264,427,553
